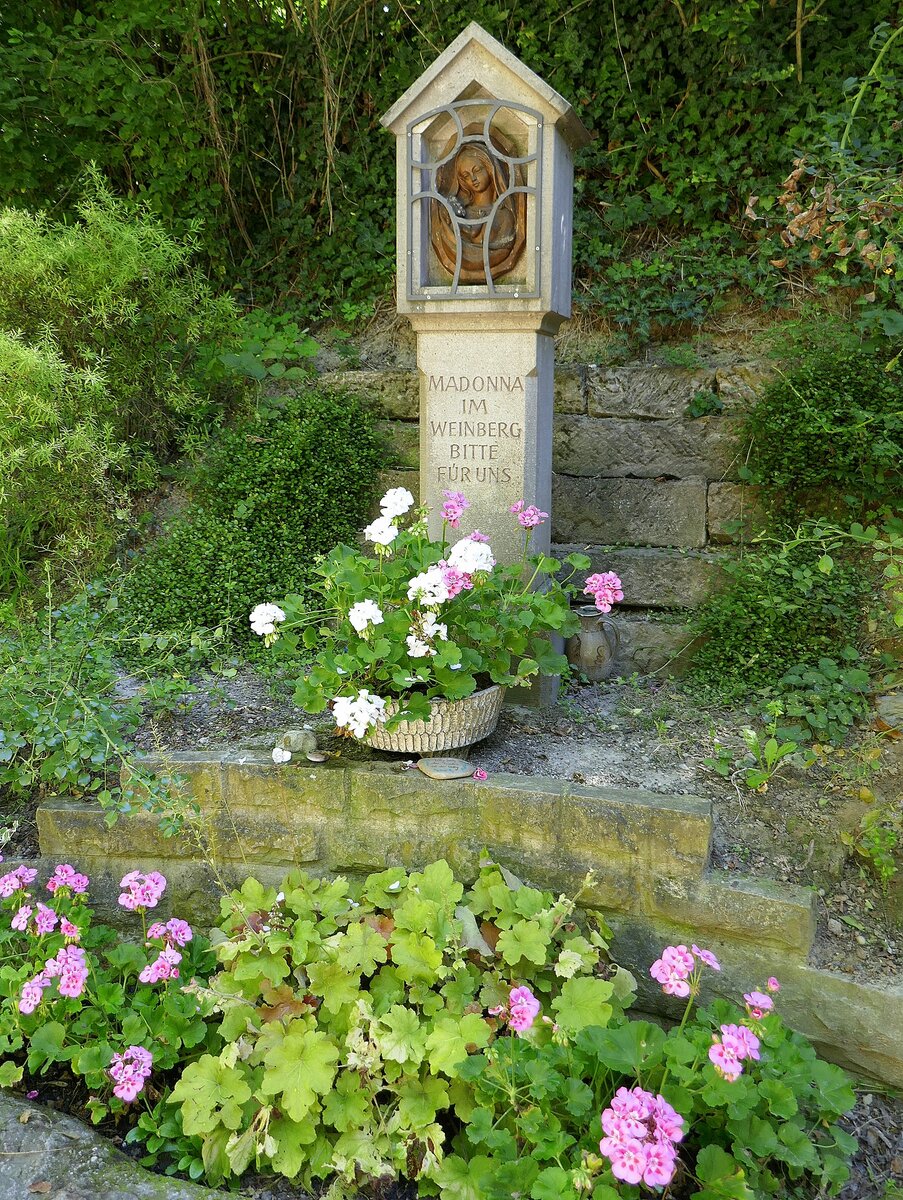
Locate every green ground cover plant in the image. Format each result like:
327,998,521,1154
0,855,855,1199
0,582,219,824
123,386,387,640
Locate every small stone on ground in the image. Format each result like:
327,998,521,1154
416,757,473,780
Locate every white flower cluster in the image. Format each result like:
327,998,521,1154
348,599,384,635
405,611,448,658
249,603,286,645
407,566,450,607
363,515,398,547
332,690,387,738
380,487,415,519
362,488,417,551
447,536,495,574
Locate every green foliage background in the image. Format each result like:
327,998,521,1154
1,1,900,325
122,388,388,637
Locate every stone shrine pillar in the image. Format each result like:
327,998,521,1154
381,23,589,564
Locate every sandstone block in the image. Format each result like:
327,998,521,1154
319,369,419,420
554,544,728,609
609,615,700,676
714,361,777,411
377,421,420,469
554,368,586,414
707,482,767,543
586,365,717,419
553,477,707,547
645,875,816,955
553,415,740,480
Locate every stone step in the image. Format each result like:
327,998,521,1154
34,760,903,1085
555,545,727,609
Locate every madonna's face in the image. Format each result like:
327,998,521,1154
456,151,491,195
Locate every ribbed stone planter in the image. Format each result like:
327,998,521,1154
364,685,504,753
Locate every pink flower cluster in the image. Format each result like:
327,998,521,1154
583,572,625,614
19,945,90,1012
649,943,720,998
139,946,182,984
139,917,193,983
743,989,775,1020
599,1087,685,1188
489,985,541,1035
510,500,549,528
118,870,166,911
0,864,37,898
11,899,62,936
441,490,470,528
437,561,473,598
147,917,193,947
46,864,89,894
108,1045,153,1103
709,1023,761,1081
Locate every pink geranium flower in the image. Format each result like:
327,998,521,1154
516,505,548,528
441,490,470,528
108,1045,153,1103
744,990,774,1019
34,903,59,935
709,1037,744,1081
118,870,166,911
599,1086,682,1187
692,943,721,971
766,976,780,993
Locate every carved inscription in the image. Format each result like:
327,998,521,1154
428,373,523,486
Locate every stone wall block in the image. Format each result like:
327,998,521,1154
586,365,717,419
555,545,727,609
553,415,740,480
645,875,816,955
319,369,419,420
221,756,348,818
122,752,224,815
554,367,586,414
707,482,767,543
553,477,708,547
377,421,420,469
714,362,777,411
342,766,479,877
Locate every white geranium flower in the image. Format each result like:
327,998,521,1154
447,537,495,575
250,602,286,638
332,690,387,738
407,566,450,606
422,613,448,642
348,599,384,635
271,747,292,764
380,487,415,519
406,632,434,658
363,516,398,547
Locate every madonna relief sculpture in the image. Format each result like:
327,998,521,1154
430,125,527,284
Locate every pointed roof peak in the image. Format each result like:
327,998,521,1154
381,22,590,150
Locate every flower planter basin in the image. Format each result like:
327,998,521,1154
364,685,504,753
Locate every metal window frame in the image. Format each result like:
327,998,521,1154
406,98,542,302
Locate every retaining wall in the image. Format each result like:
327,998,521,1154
320,361,770,674
36,751,903,1088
